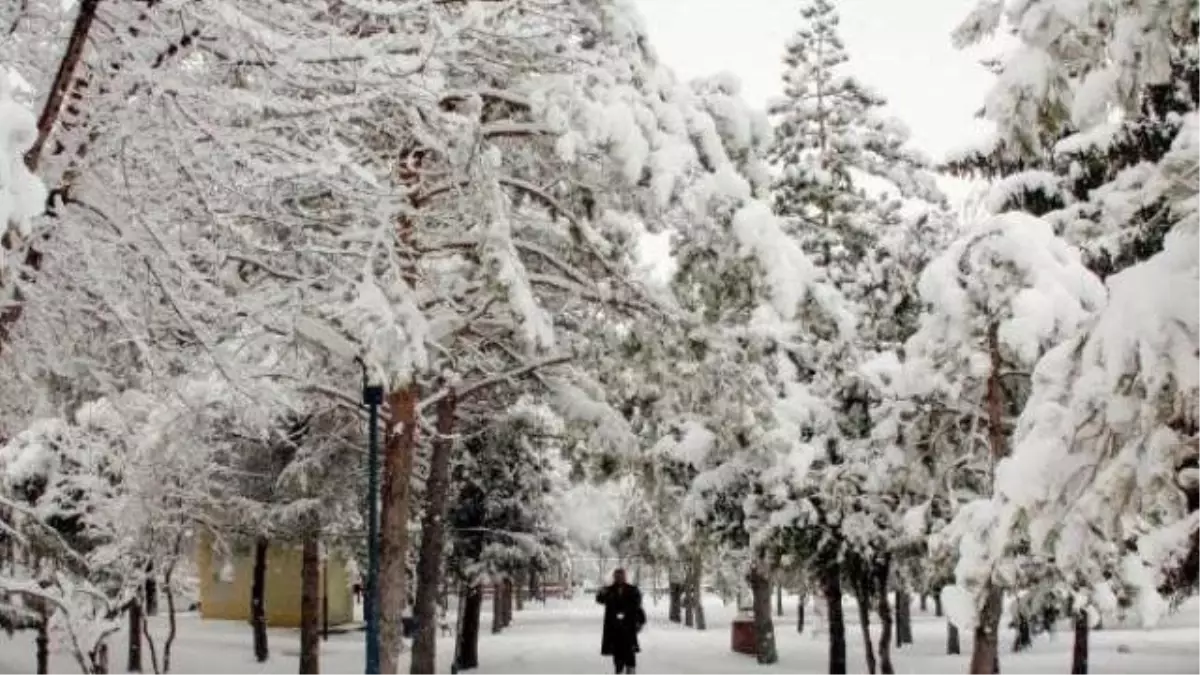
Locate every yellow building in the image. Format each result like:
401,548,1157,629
195,534,356,628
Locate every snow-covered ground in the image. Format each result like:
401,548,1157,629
2,593,1196,674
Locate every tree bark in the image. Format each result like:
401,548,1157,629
947,622,961,655
491,578,504,634
895,583,913,647
503,578,514,627
919,594,927,613
300,528,321,674
854,569,876,675
411,391,457,675
668,582,683,622
251,536,270,663
145,571,159,617
874,562,894,675
796,592,806,634
934,591,943,618
36,618,49,675
457,585,482,671
163,552,180,673
749,562,778,665
970,321,1008,675
968,585,1003,674
822,565,847,675
1013,614,1033,652
689,549,706,630
127,599,143,673
1071,609,1089,675
380,385,419,674
776,582,784,617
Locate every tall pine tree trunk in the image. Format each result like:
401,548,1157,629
947,622,961,655
689,548,706,630
127,599,143,673
299,527,321,674
1013,613,1033,652
895,582,913,647
749,562,778,665
797,592,806,634
144,570,158,617
822,564,846,675
36,618,49,675
970,323,1008,675
853,568,876,675
874,561,894,675
502,578,514,628
668,565,683,623
455,585,482,671
1071,609,1089,675
969,587,1003,674
491,578,504,634
251,536,270,663
380,385,419,674
411,392,457,675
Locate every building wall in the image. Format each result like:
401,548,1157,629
195,534,354,628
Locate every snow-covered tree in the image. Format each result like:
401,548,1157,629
904,211,1105,673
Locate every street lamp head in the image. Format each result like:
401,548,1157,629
363,384,384,406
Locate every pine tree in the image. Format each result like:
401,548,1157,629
945,0,1199,279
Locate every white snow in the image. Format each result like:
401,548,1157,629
2,593,1196,674
0,77,47,240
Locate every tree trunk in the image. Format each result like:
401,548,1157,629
689,549,706,630
163,562,179,674
968,585,1003,674
300,527,321,675
970,322,1008,675
874,562,894,675
854,569,876,675
251,536,270,663
36,619,49,675
491,579,504,634
934,591,943,618
1071,609,1089,675
91,641,109,674
144,571,158,617
919,594,927,613
127,599,143,673
502,578,514,628
455,585,482,671
797,592,806,634
1013,614,1033,652
822,565,847,675
684,584,695,627
947,622,961,655
776,582,784,617
749,562,778,665
895,583,913,647
668,581,682,622
380,385,419,674
411,391,457,675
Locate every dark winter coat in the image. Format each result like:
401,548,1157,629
596,583,646,656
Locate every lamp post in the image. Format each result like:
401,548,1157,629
359,359,384,675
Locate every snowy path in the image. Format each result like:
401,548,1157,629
1,594,1196,673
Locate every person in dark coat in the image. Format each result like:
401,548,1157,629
596,568,646,674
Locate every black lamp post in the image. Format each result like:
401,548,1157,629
358,358,384,675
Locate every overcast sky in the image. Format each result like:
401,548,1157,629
632,0,994,163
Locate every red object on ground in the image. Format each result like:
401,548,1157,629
731,616,756,655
